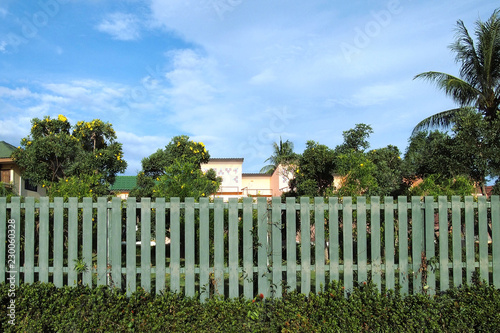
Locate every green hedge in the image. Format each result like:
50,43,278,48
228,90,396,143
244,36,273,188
1,281,499,332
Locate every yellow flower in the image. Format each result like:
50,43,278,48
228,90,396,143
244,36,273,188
89,189,92,193
58,114,67,122
156,177,159,181
201,193,205,196
360,164,364,167
65,179,68,182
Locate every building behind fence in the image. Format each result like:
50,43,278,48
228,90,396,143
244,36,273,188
1,196,499,301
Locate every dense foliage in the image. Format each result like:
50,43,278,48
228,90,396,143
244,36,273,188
11,115,126,198
130,135,221,200
1,281,499,332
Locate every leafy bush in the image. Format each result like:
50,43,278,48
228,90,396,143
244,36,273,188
0,281,499,332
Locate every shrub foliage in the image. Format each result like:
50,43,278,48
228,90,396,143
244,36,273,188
1,281,499,332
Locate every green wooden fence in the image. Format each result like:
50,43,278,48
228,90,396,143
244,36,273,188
0,196,499,300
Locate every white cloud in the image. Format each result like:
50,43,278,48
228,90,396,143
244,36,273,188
0,86,35,99
96,13,141,41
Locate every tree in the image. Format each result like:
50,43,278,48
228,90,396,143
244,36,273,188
335,123,373,154
413,9,500,134
260,138,297,174
130,135,221,200
288,140,336,197
11,115,126,197
368,145,404,196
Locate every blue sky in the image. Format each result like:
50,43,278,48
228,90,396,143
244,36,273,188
0,0,498,175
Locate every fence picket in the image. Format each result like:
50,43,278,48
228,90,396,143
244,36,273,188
412,196,423,294
478,196,488,282
258,197,269,296
199,197,210,301
141,198,151,292
242,197,253,299
424,196,435,295
0,197,6,283
398,196,409,295
82,197,93,287
492,196,500,288
214,198,224,296
39,197,49,283
357,197,367,283
11,197,20,286
452,196,462,287
385,196,395,290
300,197,311,295
228,198,239,298
24,197,35,284
465,196,475,284
155,198,166,294
329,197,339,283
185,197,195,297
371,197,381,291
315,197,325,292
343,197,353,294
53,197,64,287
286,197,297,292
126,198,137,295
170,197,180,293
97,197,107,286
438,196,449,291
67,197,78,286
110,197,122,289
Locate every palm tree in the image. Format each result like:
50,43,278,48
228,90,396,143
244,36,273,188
413,9,500,135
260,138,296,174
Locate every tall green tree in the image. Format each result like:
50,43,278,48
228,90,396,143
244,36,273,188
260,138,297,174
130,135,221,200
288,140,336,197
413,9,500,134
11,115,126,197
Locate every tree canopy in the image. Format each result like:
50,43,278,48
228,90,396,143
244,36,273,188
130,135,221,200
11,115,126,198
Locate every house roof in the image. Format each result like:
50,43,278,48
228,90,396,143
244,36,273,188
206,158,244,163
110,176,137,191
0,141,16,159
242,173,271,177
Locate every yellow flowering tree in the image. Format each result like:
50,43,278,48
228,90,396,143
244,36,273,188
12,115,127,197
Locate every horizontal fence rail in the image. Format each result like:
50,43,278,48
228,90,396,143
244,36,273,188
0,196,499,300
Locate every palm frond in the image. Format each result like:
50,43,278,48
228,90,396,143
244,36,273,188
411,108,463,136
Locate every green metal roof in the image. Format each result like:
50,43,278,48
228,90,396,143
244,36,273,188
110,176,137,191
0,141,16,158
